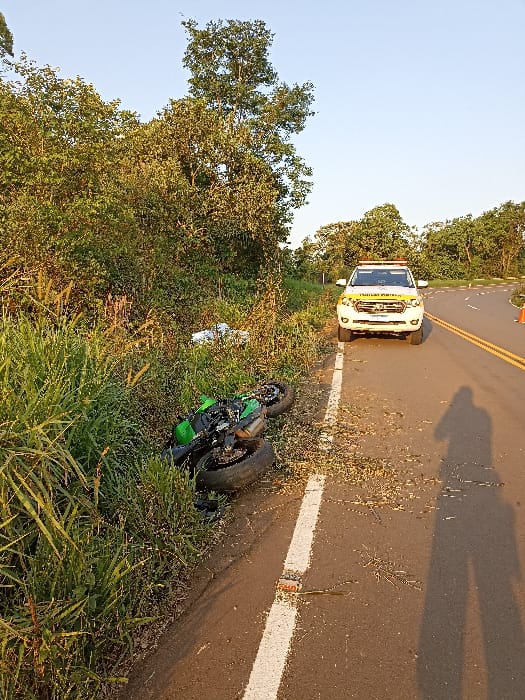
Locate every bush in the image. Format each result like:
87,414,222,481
0,312,209,698
0,267,337,697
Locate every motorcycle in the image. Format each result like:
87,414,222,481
161,381,295,492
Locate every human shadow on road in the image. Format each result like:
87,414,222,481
417,386,525,699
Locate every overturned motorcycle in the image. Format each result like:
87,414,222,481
161,381,295,492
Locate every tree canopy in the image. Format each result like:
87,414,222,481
418,202,525,279
292,201,525,282
293,204,414,281
0,13,13,57
0,19,316,314
182,18,315,232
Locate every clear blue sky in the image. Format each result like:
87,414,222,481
3,0,525,247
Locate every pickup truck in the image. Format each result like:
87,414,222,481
336,260,428,345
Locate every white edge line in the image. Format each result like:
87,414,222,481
242,599,298,700
283,474,326,575
243,342,344,700
243,474,326,700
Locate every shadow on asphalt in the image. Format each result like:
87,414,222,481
417,386,525,699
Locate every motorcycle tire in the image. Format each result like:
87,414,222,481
195,437,275,492
252,381,295,418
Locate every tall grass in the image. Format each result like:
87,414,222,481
0,272,337,697
0,312,209,699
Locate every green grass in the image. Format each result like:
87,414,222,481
0,274,338,698
427,276,525,288
0,312,210,699
283,277,340,311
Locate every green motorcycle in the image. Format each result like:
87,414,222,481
161,381,294,492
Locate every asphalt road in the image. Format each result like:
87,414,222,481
123,284,525,700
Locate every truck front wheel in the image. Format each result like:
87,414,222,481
407,327,423,345
338,325,353,342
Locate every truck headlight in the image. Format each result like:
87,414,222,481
408,298,421,307
341,298,353,306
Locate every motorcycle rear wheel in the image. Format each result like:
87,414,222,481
195,438,275,492
250,381,295,418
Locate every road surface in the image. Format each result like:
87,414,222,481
122,283,525,700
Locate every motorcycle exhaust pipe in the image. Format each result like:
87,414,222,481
235,415,267,438
160,441,196,466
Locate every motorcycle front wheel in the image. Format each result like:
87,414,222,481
195,438,275,492
250,381,295,418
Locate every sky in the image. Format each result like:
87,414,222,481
2,0,525,248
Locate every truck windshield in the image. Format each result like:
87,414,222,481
351,269,414,287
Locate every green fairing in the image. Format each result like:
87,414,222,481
174,420,195,445
240,398,260,418
174,396,217,445
174,396,259,445
196,396,217,412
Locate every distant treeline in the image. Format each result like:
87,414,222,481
286,201,525,282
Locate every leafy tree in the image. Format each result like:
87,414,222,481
284,236,321,281
119,96,282,292
182,19,277,124
417,222,466,279
307,221,359,280
0,12,13,57
0,56,141,297
358,204,411,259
295,204,412,282
476,201,525,276
419,202,525,279
182,18,314,236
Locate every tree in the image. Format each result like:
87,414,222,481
358,204,411,259
307,221,360,280
120,97,282,282
477,201,525,277
297,204,413,282
182,18,314,236
0,13,13,57
419,202,525,279
0,56,141,297
418,221,466,279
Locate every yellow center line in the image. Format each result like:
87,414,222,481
425,312,525,371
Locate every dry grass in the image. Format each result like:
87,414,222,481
265,367,444,535
359,548,422,590
269,378,415,510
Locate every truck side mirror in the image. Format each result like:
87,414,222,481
336,278,347,287
417,280,429,288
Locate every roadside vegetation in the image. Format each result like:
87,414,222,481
427,277,525,288
511,284,525,307
0,270,334,699
289,202,525,285
1,9,524,697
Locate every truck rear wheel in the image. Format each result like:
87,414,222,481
338,325,353,342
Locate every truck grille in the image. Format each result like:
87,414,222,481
354,299,407,314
